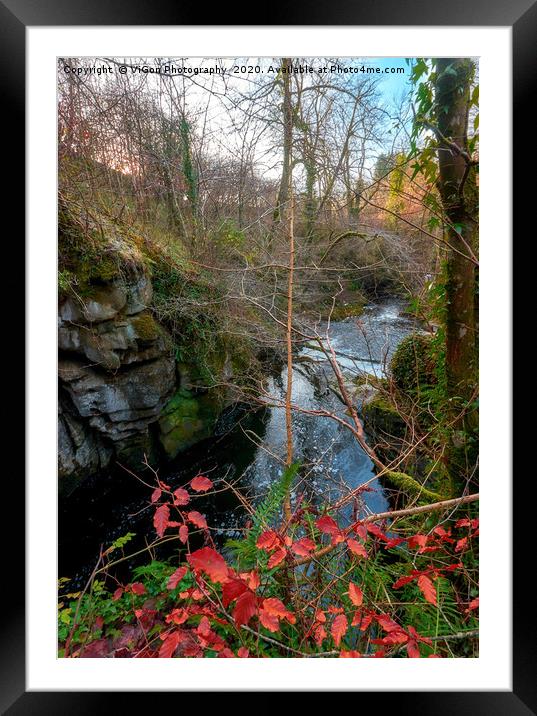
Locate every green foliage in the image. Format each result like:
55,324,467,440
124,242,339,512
107,532,136,553
180,117,198,211
408,58,478,186
226,463,300,568
58,468,479,658
210,219,246,252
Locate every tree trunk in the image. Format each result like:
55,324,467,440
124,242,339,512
273,59,293,226
434,58,479,490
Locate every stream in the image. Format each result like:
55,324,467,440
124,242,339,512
59,298,420,590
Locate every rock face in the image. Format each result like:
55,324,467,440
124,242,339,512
58,272,179,492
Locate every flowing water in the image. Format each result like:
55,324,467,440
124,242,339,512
59,298,420,589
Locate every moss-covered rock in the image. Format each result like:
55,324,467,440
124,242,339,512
157,389,221,459
362,392,406,439
362,388,450,504
385,471,444,503
390,333,437,394
131,312,161,342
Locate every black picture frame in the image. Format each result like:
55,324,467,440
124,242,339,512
1,0,527,710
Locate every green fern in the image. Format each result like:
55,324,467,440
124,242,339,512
226,463,300,569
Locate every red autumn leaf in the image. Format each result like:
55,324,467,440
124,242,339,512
222,577,249,607
233,590,258,626
408,534,428,550
352,522,368,540
151,487,162,503
313,623,327,646
197,616,211,637
237,647,250,658
256,530,280,552
131,582,146,595
316,515,340,535
239,570,260,590
406,640,421,658
173,488,190,506
187,511,208,529
340,650,361,658
417,574,437,606
327,605,344,614
407,625,431,646
367,523,388,541
467,597,479,611
167,566,188,590
259,609,280,632
190,475,213,492
315,610,326,623
377,630,408,646
113,587,123,601
376,614,402,633
183,642,203,658
331,613,348,647
79,639,110,658
154,504,170,538
291,537,316,556
347,538,368,559
392,574,416,590
179,524,189,543
351,611,373,630
455,518,472,528
159,631,182,658
165,608,189,625
262,597,296,624
187,547,229,583
455,537,469,552
267,547,287,569
384,537,406,549
348,582,363,607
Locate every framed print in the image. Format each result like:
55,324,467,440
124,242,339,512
0,0,529,709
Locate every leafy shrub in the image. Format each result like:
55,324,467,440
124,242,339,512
58,468,478,658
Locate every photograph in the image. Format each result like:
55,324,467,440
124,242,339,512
56,55,480,660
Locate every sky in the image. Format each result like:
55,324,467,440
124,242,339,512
167,56,416,179
63,56,417,181
368,57,414,108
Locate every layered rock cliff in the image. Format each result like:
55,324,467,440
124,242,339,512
57,193,254,494
58,271,173,487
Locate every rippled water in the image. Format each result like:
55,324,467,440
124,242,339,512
240,299,421,521
59,299,419,588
